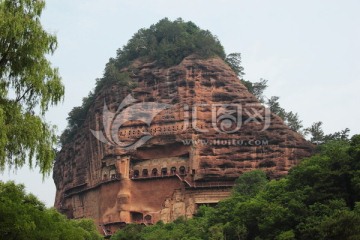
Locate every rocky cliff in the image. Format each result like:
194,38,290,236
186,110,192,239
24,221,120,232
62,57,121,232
53,55,313,235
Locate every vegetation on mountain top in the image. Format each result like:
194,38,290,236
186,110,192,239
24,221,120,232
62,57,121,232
113,17,226,68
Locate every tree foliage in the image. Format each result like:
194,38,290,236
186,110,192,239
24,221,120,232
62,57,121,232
266,96,304,133
242,78,268,103
110,135,360,240
227,56,305,134
304,121,350,145
0,181,102,240
232,170,268,198
0,0,64,175
225,53,245,77
59,71,133,146
114,18,225,68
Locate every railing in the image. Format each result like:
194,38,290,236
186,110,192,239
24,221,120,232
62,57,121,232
175,173,234,188
130,172,187,180
99,224,112,237
174,174,192,187
186,181,235,188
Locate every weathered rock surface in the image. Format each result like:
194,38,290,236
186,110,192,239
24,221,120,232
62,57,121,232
53,56,313,235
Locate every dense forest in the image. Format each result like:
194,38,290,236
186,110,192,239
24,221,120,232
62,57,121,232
110,135,360,240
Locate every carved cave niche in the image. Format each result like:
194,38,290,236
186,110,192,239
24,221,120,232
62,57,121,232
101,164,117,181
152,168,158,176
133,169,140,178
144,215,152,224
131,211,143,223
179,166,186,175
109,166,117,179
161,167,168,176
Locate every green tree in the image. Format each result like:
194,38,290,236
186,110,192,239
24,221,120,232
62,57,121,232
323,128,350,142
0,181,102,240
276,230,295,240
232,170,268,198
319,203,360,240
0,0,64,175
110,224,145,240
266,96,304,133
284,111,303,133
115,18,226,68
241,78,268,103
59,71,133,146
304,121,325,144
305,121,350,145
209,223,225,240
225,53,245,77
266,96,286,119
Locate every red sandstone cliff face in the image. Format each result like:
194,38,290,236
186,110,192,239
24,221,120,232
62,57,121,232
53,56,313,234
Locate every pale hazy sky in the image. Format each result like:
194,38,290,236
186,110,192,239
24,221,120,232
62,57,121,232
1,0,359,207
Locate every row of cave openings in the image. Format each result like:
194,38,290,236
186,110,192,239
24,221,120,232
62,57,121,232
132,166,186,179
119,124,184,137
131,211,153,224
